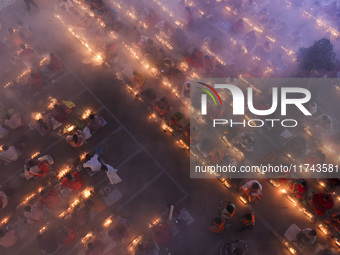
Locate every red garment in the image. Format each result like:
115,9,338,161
48,55,63,72
30,160,50,177
20,48,35,62
63,229,76,245
39,190,59,209
28,73,43,88
61,172,83,190
311,193,334,216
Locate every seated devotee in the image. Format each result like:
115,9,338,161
152,97,171,117
296,228,317,248
130,71,145,93
47,53,63,72
0,125,9,139
0,191,8,210
186,48,203,69
50,104,67,123
310,193,334,216
39,189,59,209
22,157,51,179
101,164,122,185
37,118,53,135
258,8,269,25
83,153,102,172
209,217,227,234
324,1,337,17
155,21,174,39
87,114,104,132
59,0,74,12
229,19,245,35
5,28,23,49
61,172,83,190
184,6,193,28
324,212,340,236
234,132,255,152
0,145,19,163
5,113,23,129
144,8,160,27
19,44,36,66
152,223,173,245
305,150,325,165
263,41,271,52
37,230,58,254
0,229,18,248
202,55,214,76
57,226,76,246
17,20,33,40
27,72,44,90
207,148,225,164
173,28,188,48
271,53,286,71
108,220,129,241
289,179,308,199
241,180,262,203
85,240,104,255
103,43,117,63
190,126,201,145
266,18,276,31
315,114,333,131
140,38,157,57
213,63,226,77
181,81,191,98
65,133,85,148
24,203,43,222
244,31,257,52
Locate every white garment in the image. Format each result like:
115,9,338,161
242,180,262,195
83,154,101,172
5,113,23,130
104,164,122,184
60,0,74,11
0,146,19,163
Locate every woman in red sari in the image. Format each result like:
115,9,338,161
47,53,63,72
61,172,83,190
310,193,334,216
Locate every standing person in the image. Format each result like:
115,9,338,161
83,154,102,172
209,217,227,234
23,0,39,14
101,164,122,184
237,211,255,232
61,172,83,191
